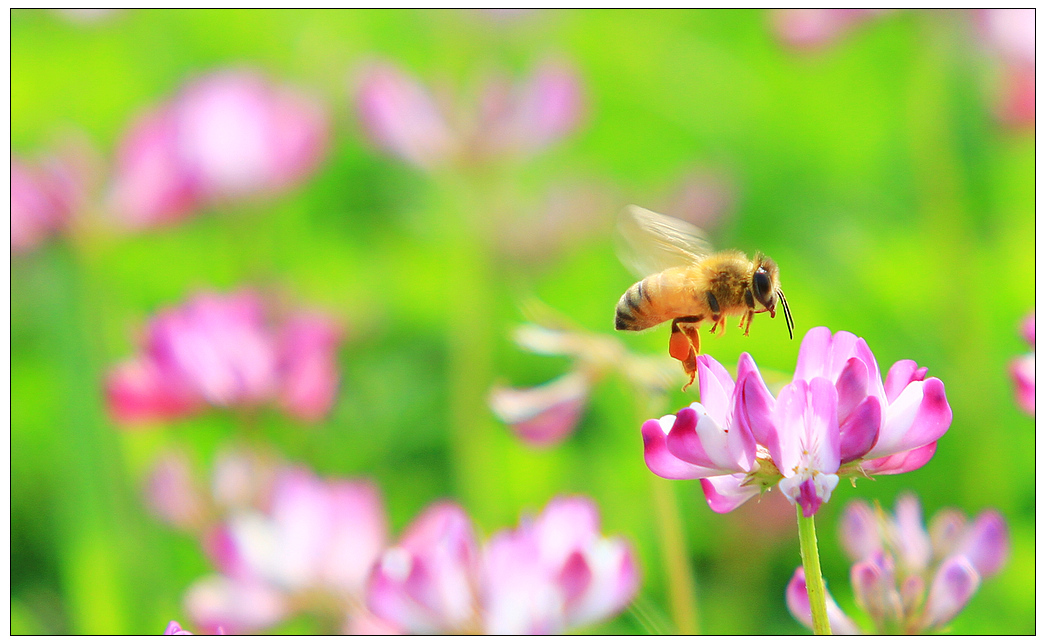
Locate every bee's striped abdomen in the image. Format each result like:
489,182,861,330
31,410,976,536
615,278,656,330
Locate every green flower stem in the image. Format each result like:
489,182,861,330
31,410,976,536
796,505,831,635
650,478,700,634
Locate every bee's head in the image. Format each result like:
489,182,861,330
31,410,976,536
752,253,793,339
751,255,779,312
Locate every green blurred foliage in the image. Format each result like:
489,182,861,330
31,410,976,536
11,8,1033,635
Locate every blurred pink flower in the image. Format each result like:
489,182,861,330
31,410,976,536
788,493,1009,634
146,451,208,531
353,59,584,170
11,144,95,254
367,496,638,634
643,327,952,516
785,568,862,635
1010,312,1034,416
492,323,676,448
975,9,1035,127
108,69,329,228
770,9,889,51
105,290,344,426
662,167,738,231
186,467,390,634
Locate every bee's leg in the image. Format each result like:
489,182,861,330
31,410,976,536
706,292,722,335
670,318,700,390
743,310,754,336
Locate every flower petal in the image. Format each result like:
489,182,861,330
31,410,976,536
837,395,880,463
793,326,832,382
862,442,937,475
954,510,1009,578
920,556,980,631
889,493,931,573
884,359,921,404
785,567,862,634
865,377,951,460
184,574,289,635
642,416,720,480
1010,353,1035,416
735,353,778,450
490,371,590,447
835,357,870,422
666,404,754,474
838,499,882,562
699,473,761,513
695,354,735,427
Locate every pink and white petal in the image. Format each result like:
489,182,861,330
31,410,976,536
837,395,880,464
264,469,336,587
785,567,862,635
667,404,754,474
146,451,206,529
920,556,980,631
884,359,922,404
322,480,389,593
163,620,194,635
700,473,762,514
793,327,833,382
850,555,903,626
838,499,882,562
184,575,289,635
889,493,932,573
780,474,839,518
865,378,951,460
642,417,720,480
954,510,1009,578
368,548,454,634
533,496,599,564
695,354,735,428
563,537,640,630
862,442,937,476
490,371,590,447
346,610,404,635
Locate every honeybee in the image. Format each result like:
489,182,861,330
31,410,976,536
614,205,793,389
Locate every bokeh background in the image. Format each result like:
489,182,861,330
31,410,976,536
11,8,1034,635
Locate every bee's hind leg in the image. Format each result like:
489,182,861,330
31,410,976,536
669,318,702,390
740,310,754,336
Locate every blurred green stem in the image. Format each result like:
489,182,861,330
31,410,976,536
649,479,700,634
797,506,831,635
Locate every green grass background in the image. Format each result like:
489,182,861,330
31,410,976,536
11,9,1034,635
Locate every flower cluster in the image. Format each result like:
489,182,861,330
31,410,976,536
787,493,1009,634
1009,312,1034,416
184,463,393,634
367,496,639,634
354,59,583,170
642,327,952,516
106,290,343,426
108,69,329,229
491,322,677,447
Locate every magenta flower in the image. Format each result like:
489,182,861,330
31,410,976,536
367,496,639,634
788,493,1009,634
642,327,952,516
492,323,676,448
185,467,390,634
353,59,583,170
108,69,329,228
11,144,95,254
105,290,344,426
1010,312,1034,416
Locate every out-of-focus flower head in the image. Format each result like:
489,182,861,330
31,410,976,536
12,139,99,254
1009,311,1034,416
491,312,677,448
770,9,890,51
661,167,738,232
974,9,1035,127
642,327,952,516
108,69,329,229
787,493,1009,634
367,495,638,634
163,620,195,635
105,290,344,427
182,463,393,634
353,58,584,170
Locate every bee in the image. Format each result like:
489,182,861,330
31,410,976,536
614,205,793,389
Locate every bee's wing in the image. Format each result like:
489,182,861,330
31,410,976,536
616,205,714,277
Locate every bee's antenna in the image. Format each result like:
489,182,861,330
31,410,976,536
777,290,794,340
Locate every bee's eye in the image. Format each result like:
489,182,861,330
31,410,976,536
753,270,771,302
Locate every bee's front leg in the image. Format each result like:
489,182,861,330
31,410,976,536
741,310,753,336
